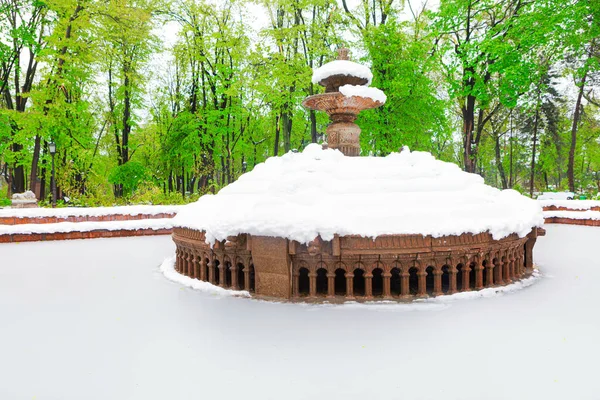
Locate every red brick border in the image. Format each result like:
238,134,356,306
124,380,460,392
0,213,176,225
544,217,600,226
543,206,600,212
0,228,173,243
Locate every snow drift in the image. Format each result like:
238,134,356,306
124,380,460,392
173,144,544,245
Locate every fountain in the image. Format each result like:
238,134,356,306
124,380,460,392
170,49,545,302
302,48,385,156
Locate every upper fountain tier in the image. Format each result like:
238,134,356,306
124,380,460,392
302,48,386,156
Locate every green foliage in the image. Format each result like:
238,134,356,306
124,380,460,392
0,0,598,207
108,161,148,196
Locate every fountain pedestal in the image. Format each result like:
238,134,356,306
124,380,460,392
302,49,384,157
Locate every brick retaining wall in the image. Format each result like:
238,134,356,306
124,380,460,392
543,217,600,227
0,228,173,243
542,206,600,212
0,212,176,225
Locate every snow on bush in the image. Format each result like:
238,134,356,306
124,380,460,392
311,60,373,85
339,84,387,104
173,144,544,245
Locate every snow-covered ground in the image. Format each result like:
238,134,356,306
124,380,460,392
0,225,598,399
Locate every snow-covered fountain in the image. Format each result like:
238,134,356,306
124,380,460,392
170,49,545,302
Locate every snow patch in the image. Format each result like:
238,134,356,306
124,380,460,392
339,84,387,103
0,218,174,235
311,60,373,85
0,204,182,218
173,144,544,245
539,199,600,210
537,192,575,200
159,257,250,298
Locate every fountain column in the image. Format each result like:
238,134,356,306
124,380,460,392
327,272,335,298
462,264,472,290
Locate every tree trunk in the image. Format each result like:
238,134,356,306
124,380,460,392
494,133,508,189
274,114,280,156
529,108,540,197
461,95,476,173
568,71,587,192
310,109,317,143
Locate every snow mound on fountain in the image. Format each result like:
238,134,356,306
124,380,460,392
312,60,373,85
173,144,544,245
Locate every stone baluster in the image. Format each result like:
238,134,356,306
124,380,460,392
244,266,251,291
292,271,299,297
183,251,189,276
231,264,239,290
208,258,215,284
383,272,392,299
511,254,517,279
462,264,472,291
175,249,180,272
364,272,373,299
200,258,207,281
448,266,457,294
308,272,317,297
486,261,494,287
345,272,355,300
433,269,443,296
218,263,227,288
503,257,511,283
400,271,410,298
327,272,335,298
494,258,504,285
192,254,199,279
417,270,427,297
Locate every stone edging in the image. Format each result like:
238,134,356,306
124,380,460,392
0,228,172,243
0,212,176,225
544,217,600,226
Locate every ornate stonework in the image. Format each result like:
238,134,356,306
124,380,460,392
172,227,545,301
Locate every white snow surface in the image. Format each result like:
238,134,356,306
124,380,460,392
311,59,373,85
537,191,575,200
173,144,544,244
544,210,600,220
0,204,182,218
1,226,600,399
0,218,173,235
539,199,600,210
339,84,387,103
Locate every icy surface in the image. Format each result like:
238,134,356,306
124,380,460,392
544,210,600,220
311,59,373,85
173,144,544,244
0,226,599,399
0,218,174,234
339,84,387,103
0,204,182,218
539,199,600,210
